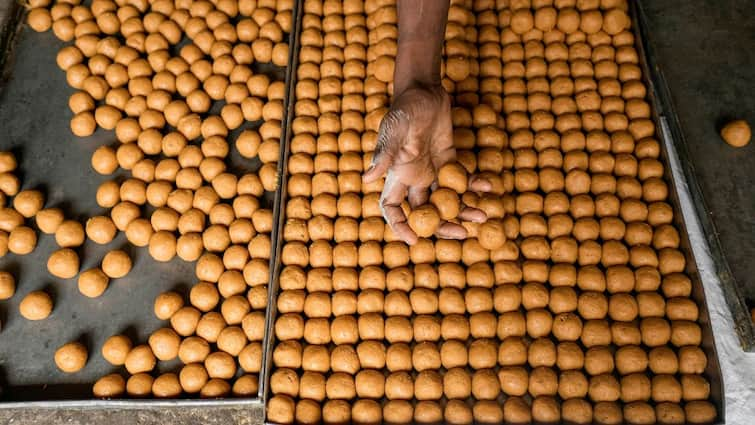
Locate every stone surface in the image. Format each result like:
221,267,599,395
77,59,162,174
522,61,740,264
0,405,265,425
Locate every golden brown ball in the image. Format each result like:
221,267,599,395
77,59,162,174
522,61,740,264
54,341,88,373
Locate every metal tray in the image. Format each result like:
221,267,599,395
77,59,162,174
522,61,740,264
261,1,725,423
635,0,755,351
0,0,295,416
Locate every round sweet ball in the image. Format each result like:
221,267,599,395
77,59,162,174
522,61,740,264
473,400,503,424
149,231,177,262
559,370,589,400
200,378,231,398
503,397,532,424
621,373,652,403
70,112,96,137
648,346,679,374
445,56,470,82
27,8,52,32
655,402,686,425
444,399,473,424
93,373,126,398
593,402,623,425
650,374,682,403
102,250,132,278
430,188,460,221
91,146,118,175
323,400,352,424
124,345,157,374
561,398,593,425
623,401,657,425
9,226,37,255
383,400,413,424
585,346,615,375
19,290,53,320
0,271,15,300
295,399,321,425
478,219,506,250
671,320,702,346
85,216,117,244
205,351,237,379
531,396,561,423
351,399,382,424
720,119,751,147
409,204,441,238
588,375,621,404
511,9,534,34
267,395,295,424
179,363,209,394
172,306,202,336
13,190,45,218
36,208,65,234
178,337,211,365
678,346,707,374
0,152,15,173
152,373,182,398
603,8,630,35
413,370,443,402
55,220,85,247
102,334,132,366
684,401,717,424
373,55,395,83
416,401,444,423
148,327,181,361
232,375,259,397
54,341,88,373
443,367,472,399
126,373,154,398
154,291,184,320
438,162,468,194
78,267,109,298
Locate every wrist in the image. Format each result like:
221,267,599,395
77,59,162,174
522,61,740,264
393,40,443,96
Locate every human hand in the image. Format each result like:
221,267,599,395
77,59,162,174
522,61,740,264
362,83,491,245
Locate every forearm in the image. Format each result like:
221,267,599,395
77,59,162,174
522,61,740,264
393,0,450,96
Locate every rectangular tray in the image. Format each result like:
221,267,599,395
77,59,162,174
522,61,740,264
0,0,295,415
635,0,755,351
262,1,725,423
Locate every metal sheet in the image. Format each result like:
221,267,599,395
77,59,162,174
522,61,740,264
635,0,755,351
0,6,284,411
262,1,726,423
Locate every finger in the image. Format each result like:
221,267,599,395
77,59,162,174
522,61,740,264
407,185,430,209
381,172,418,245
435,221,468,240
468,174,493,192
458,207,488,223
365,109,407,183
363,151,392,183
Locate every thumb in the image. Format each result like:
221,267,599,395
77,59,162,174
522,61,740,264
363,109,407,183
363,150,392,183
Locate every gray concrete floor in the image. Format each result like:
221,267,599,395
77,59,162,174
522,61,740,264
0,405,264,425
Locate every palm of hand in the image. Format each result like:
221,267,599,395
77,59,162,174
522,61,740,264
377,85,454,197
364,84,489,244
